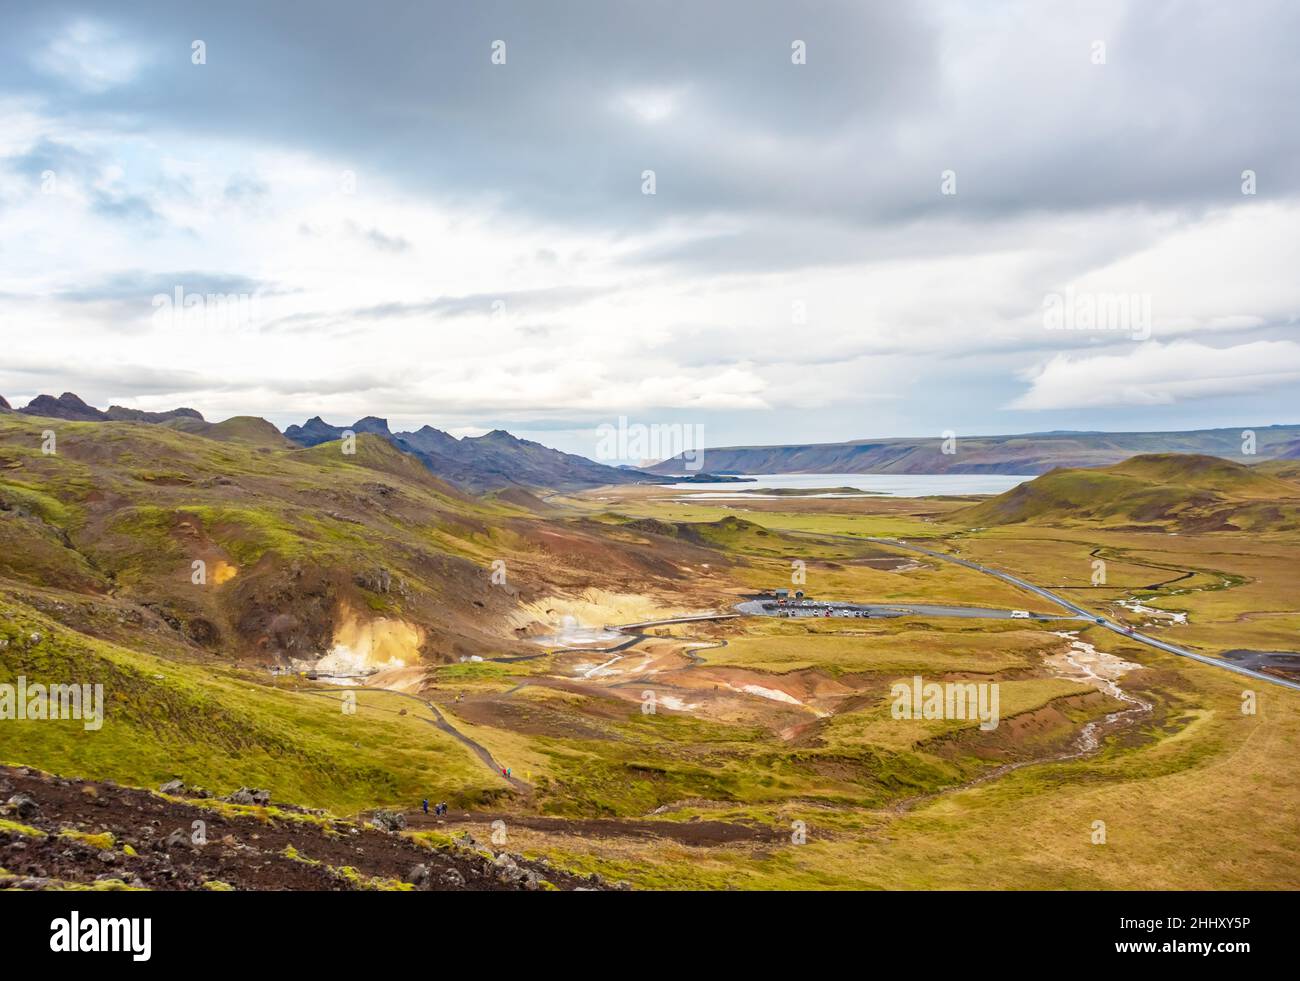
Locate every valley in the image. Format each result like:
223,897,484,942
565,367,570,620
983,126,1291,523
3,1,1296,958
2,405,1298,890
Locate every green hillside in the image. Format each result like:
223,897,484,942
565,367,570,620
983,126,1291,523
0,412,713,672
0,411,729,816
954,454,1300,531
165,414,294,448
0,596,501,813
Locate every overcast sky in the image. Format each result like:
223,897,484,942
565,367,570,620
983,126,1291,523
1,0,1297,459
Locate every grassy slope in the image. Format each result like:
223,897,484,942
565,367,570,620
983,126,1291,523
955,453,1300,530
0,597,502,814
0,413,548,657
0,414,565,813
707,617,1058,675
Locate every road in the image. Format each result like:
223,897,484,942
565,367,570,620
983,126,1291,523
850,535,1300,693
734,599,1072,621
610,613,742,631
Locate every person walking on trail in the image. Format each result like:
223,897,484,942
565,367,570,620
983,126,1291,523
422,798,429,815
506,767,512,779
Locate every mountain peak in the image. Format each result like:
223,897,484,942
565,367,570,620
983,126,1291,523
283,416,347,446
20,392,107,421
106,404,205,423
285,412,652,492
15,392,205,425
352,416,392,435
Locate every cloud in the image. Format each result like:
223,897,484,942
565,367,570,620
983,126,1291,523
89,188,163,224
30,19,150,94
9,0,1294,233
324,286,612,325
0,1,1298,449
54,270,272,305
0,358,212,405
1008,340,1300,410
344,220,410,254
6,138,101,182
223,173,270,204
614,86,688,124
4,137,166,223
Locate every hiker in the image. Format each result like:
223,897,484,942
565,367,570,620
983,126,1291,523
422,798,429,815
506,767,512,779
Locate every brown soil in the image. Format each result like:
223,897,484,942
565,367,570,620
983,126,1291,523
0,766,600,891
924,691,1109,763
405,810,784,846
451,693,620,740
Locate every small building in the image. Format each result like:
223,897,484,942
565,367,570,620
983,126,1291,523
774,588,790,600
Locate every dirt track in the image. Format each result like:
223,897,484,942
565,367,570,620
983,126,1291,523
295,686,533,792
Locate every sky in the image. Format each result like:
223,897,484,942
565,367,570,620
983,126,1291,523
0,0,1297,462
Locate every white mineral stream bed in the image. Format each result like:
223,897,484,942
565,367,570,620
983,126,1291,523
531,615,623,647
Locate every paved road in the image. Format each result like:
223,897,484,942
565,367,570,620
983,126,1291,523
846,535,1300,693
734,598,1072,621
610,613,742,631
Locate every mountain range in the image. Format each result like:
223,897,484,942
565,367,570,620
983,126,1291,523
5,391,203,424
9,391,1300,492
0,392,654,493
282,415,652,492
645,425,1300,476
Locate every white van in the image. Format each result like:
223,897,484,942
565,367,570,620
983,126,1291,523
1010,610,1031,619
